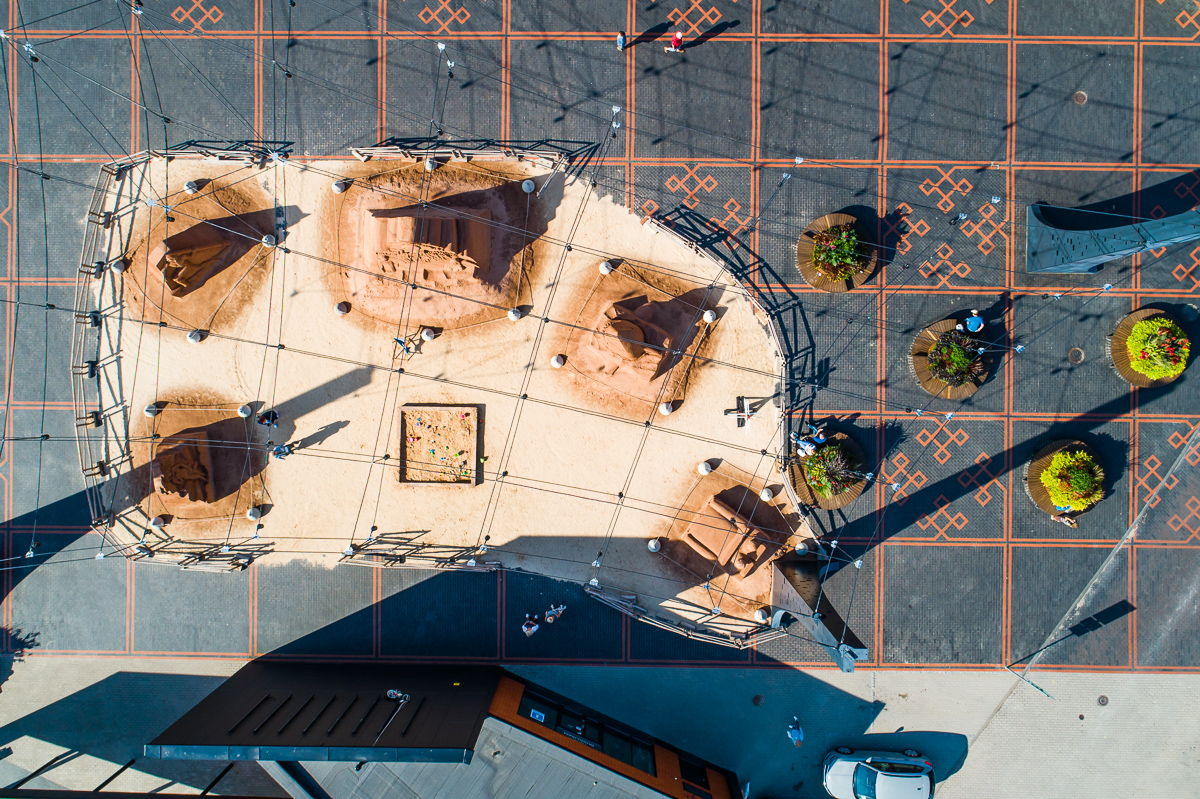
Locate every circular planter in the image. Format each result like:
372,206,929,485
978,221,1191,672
1023,439,1103,517
789,431,869,510
1107,308,1188,388
796,213,877,293
909,319,989,400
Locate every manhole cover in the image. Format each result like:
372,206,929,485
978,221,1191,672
1068,347,1085,364
752,694,765,706
1098,695,1109,706
1074,91,1088,105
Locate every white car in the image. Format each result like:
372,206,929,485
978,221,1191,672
822,747,935,799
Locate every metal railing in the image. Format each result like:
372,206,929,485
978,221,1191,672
349,137,595,170
70,141,293,568
585,584,791,649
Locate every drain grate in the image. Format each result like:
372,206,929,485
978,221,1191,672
1074,91,1088,105
1068,347,1085,364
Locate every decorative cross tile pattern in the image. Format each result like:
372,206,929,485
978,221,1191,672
882,452,929,505
709,198,752,246
1168,496,1200,539
172,0,224,31
415,0,475,33
658,0,729,35
960,200,1008,256
918,243,972,288
664,166,719,210
1173,0,1200,37
1169,247,1200,292
957,452,1005,508
915,495,970,535
920,167,974,214
886,203,931,256
915,424,970,465
1136,454,1179,509
918,0,976,37
1168,424,1200,467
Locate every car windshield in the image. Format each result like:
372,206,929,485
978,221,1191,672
853,764,878,799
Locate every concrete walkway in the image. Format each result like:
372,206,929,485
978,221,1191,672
1,657,1192,798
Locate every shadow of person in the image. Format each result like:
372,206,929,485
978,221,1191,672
632,22,670,46
686,19,740,49
293,420,350,451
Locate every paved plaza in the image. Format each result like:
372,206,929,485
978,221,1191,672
1,0,1199,797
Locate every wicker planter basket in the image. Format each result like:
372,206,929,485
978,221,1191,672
1107,308,1186,388
909,319,989,400
789,431,869,510
1023,439,1103,517
796,213,877,293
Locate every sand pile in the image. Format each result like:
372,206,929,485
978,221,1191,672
400,405,480,484
563,268,717,417
330,165,532,332
122,178,277,333
108,398,266,535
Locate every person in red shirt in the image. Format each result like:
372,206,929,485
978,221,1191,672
665,31,683,52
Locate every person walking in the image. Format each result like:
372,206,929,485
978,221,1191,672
257,409,279,428
786,717,803,747
272,443,294,460
617,31,626,51
545,604,566,623
665,30,683,52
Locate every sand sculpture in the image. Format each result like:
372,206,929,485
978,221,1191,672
681,496,778,579
349,205,501,324
147,222,235,297
368,207,493,284
151,432,216,504
336,176,528,331
589,298,677,382
571,293,706,407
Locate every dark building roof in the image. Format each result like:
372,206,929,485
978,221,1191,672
145,663,502,764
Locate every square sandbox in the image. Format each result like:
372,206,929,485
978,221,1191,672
399,405,481,485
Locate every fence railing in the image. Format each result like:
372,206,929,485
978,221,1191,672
585,584,791,649
71,142,293,569
349,137,594,170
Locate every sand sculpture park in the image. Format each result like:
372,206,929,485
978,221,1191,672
76,147,859,657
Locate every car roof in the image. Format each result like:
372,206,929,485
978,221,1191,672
870,768,930,799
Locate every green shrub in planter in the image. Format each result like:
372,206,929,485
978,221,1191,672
1039,449,1104,512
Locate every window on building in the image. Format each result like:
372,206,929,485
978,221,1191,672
602,729,632,765
678,757,709,788
514,690,658,777
517,693,558,729
631,738,656,776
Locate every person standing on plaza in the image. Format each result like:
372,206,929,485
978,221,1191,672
617,31,626,51
786,717,803,747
